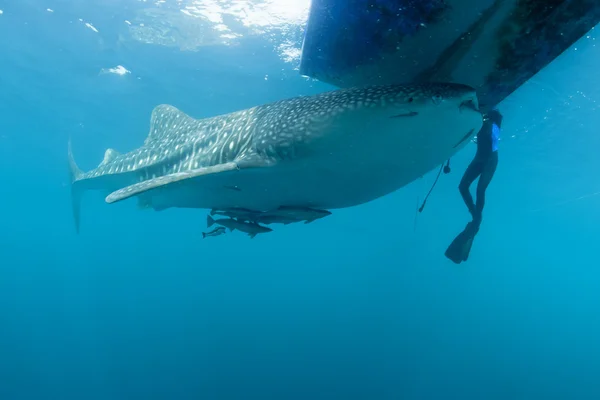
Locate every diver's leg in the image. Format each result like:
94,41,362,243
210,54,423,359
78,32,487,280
459,159,483,217
474,152,499,223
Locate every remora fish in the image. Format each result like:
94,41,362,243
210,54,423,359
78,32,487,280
210,208,258,222
206,215,272,239
202,226,226,239
68,82,482,232
210,206,330,225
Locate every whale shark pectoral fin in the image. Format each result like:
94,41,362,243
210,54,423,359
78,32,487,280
104,162,241,204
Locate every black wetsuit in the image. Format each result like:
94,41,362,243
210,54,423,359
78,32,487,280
458,119,499,226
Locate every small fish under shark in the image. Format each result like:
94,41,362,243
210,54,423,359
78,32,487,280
202,226,227,239
68,82,482,233
207,215,272,239
210,206,331,225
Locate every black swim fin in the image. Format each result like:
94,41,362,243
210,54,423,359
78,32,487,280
445,222,477,264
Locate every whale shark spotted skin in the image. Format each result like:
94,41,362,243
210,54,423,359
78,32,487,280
68,82,483,232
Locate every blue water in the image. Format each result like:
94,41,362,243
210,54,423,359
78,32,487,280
2,2,600,399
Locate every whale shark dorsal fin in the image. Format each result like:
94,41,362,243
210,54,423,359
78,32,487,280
100,148,120,166
145,104,200,144
104,162,241,204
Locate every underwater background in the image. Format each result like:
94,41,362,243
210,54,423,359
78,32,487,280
1,1,600,399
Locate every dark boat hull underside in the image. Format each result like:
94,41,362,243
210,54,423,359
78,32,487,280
299,0,600,111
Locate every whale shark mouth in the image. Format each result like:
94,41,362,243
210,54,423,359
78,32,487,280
459,97,479,113
453,128,476,149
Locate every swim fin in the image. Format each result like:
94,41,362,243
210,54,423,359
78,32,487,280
445,222,478,264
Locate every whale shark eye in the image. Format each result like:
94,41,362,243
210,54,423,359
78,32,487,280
431,94,443,105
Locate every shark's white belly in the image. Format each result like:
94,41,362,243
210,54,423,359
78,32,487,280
146,106,481,212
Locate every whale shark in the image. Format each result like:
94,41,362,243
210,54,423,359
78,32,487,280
68,82,482,232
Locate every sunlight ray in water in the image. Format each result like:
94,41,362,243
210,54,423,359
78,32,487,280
127,0,310,64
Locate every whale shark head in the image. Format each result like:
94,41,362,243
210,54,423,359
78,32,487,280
375,81,482,151
360,81,480,117
255,82,483,170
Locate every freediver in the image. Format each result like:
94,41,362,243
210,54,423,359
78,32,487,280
445,108,503,264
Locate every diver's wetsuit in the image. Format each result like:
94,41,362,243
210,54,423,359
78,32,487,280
458,118,500,226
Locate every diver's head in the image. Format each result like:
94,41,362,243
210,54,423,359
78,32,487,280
485,109,503,128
